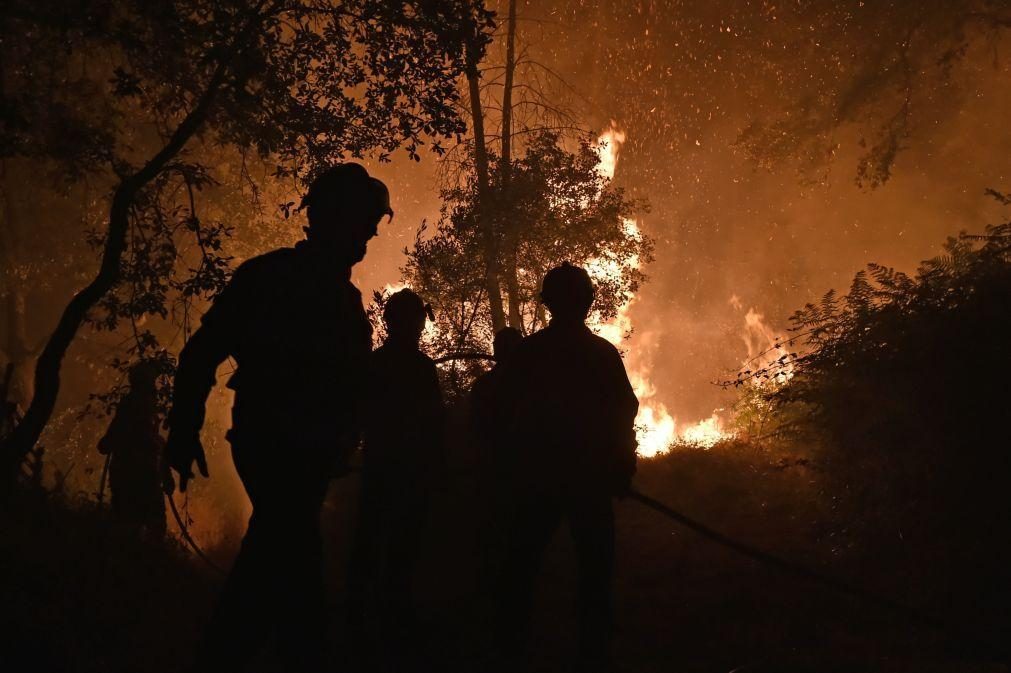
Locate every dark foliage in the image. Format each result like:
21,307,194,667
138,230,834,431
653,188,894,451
403,130,652,395
1,0,496,476
767,190,1011,632
735,1,1010,187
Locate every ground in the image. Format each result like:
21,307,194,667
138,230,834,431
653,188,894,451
1,442,1005,673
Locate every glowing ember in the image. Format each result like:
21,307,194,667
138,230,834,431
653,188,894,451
589,123,730,456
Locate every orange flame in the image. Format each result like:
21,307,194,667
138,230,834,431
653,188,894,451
740,307,795,387
589,123,729,456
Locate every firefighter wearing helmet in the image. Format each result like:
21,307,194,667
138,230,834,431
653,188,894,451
347,288,445,667
493,262,639,671
164,163,391,671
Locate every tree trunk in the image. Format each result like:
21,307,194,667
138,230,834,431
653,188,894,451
499,0,517,182
0,161,35,408
1,290,34,408
1,51,235,489
466,53,506,333
499,0,524,331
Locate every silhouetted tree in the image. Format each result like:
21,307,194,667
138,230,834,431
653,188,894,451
736,1,1011,187
1,0,495,488
403,130,652,394
762,190,1011,625
455,0,593,332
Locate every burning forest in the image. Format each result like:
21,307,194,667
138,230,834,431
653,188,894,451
2,1,1010,672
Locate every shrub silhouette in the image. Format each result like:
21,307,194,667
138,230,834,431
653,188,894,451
768,190,1011,633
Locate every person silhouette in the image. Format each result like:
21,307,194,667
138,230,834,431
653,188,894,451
469,326,524,465
98,360,167,538
347,288,444,671
163,163,392,671
468,327,524,597
493,263,638,672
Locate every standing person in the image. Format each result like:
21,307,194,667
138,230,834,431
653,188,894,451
468,327,523,597
98,361,166,538
348,288,443,671
163,163,392,672
494,262,638,673
469,326,524,464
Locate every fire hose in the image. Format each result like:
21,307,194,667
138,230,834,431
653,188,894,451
92,449,224,574
153,470,994,649
627,488,1001,651
165,492,227,575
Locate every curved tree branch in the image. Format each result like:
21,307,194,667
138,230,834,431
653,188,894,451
1,4,269,486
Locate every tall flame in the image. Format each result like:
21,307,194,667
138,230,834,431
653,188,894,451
740,307,795,387
589,123,729,456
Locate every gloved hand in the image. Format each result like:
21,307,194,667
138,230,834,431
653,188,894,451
163,431,209,494
612,446,637,498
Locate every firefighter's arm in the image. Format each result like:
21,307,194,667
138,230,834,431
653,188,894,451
419,361,449,489
164,323,231,493
608,346,640,496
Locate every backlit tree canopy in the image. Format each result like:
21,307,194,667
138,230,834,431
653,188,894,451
403,130,652,390
1,0,495,479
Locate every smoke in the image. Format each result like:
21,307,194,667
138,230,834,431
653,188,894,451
355,2,1010,425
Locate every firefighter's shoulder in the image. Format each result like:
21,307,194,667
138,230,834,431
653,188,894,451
586,330,623,358
233,247,298,278
220,248,300,298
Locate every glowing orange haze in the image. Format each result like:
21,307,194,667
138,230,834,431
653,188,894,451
588,124,728,455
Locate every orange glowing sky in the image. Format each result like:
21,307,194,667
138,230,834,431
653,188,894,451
352,1,1010,429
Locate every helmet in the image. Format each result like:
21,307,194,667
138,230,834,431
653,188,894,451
540,262,595,318
493,327,523,362
301,163,394,227
384,288,429,337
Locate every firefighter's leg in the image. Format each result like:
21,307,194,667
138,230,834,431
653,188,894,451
192,492,278,671
495,494,561,659
569,495,615,672
193,443,329,672
346,475,385,669
383,490,429,670
273,484,329,672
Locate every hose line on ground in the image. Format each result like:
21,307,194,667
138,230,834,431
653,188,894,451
628,487,1000,651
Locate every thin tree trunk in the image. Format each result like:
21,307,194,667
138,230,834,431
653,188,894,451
1,48,237,488
499,0,517,181
0,161,34,407
499,0,524,331
466,52,506,332
1,291,33,406
0,55,33,405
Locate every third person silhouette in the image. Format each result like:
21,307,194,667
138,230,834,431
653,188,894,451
493,262,639,673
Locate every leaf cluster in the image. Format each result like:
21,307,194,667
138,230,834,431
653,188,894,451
761,190,1011,585
2,0,495,422
403,130,653,392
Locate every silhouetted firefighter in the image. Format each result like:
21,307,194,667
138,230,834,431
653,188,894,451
348,288,444,671
494,262,638,672
469,327,524,594
164,163,392,672
470,326,524,466
98,361,166,537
